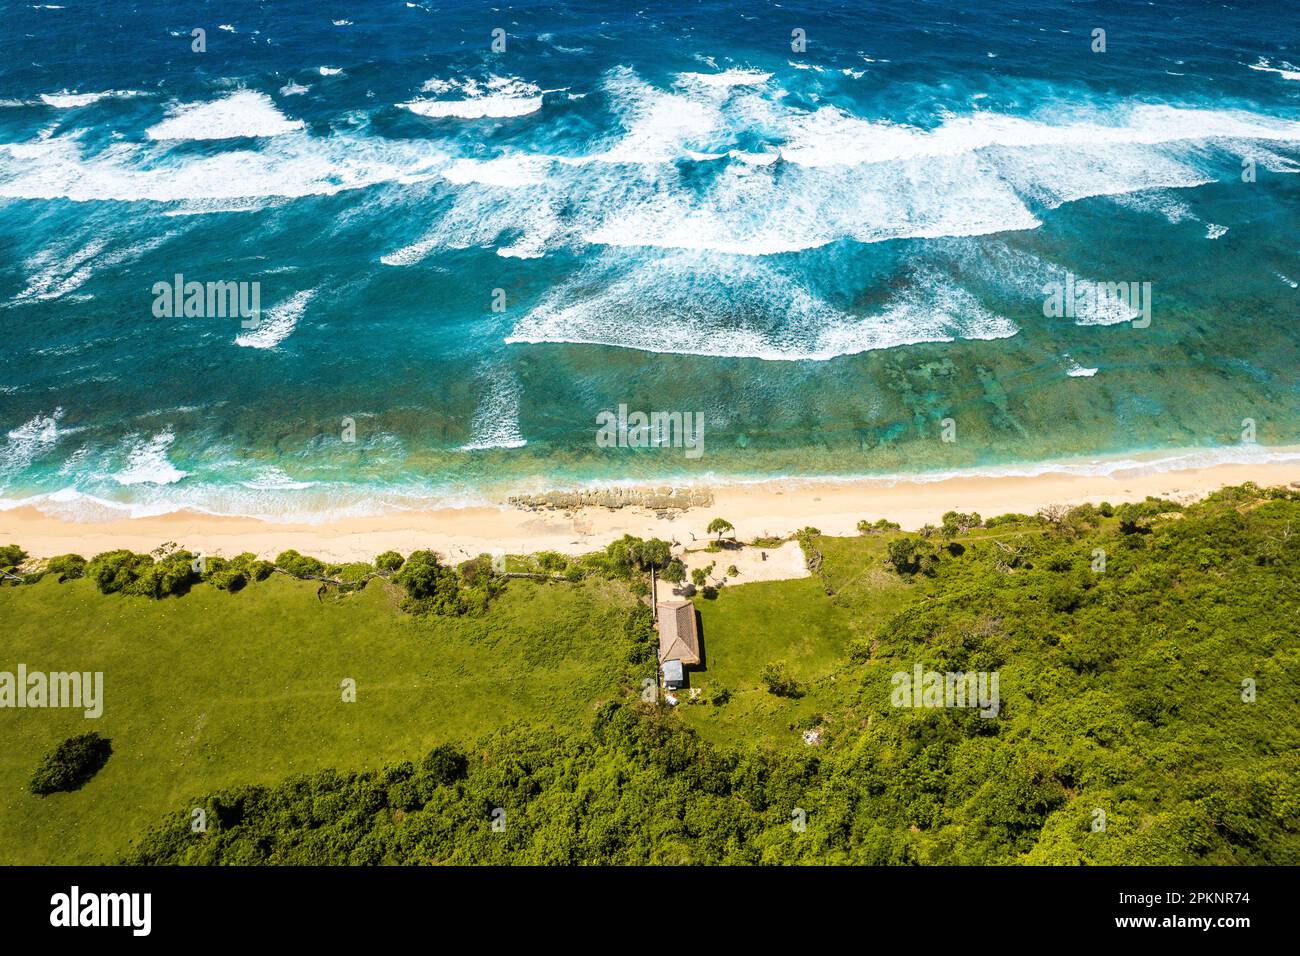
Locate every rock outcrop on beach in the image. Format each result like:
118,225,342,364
507,487,713,513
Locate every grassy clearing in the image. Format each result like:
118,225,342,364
679,533,918,747
0,574,633,864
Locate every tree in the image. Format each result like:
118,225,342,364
30,733,112,795
707,518,735,542
887,538,921,574
660,558,686,584
941,511,982,539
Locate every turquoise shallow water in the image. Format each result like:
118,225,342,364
1,0,1299,519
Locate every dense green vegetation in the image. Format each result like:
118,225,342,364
3,484,1298,864
29,733,113,796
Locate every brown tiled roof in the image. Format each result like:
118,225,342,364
657,599,700,665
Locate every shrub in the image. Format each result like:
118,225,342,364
30,733,112,795
47,553,87,581
275,550,326,578
394,550,465,615
208,567,248,592
535,551,568,573
760,661,801,698
129,552,199,598
0,544,27,567
87,550,153,595
374,551,405,573
857,519,901,535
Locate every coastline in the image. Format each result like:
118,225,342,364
4,456,1299,564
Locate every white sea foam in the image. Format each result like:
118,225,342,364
1206,223,1228,239
426,71,1300,260
113,431,187,486
0,130,444,203
400,76,542,119
460,369,528,450
1067,364,1099,377
239,466,318,490
234,289,316,349
507,252,1017,361
1,409,71,476
778,104,1300,170
39,89,145,108
10,232,174,304
319,66,344,76
146,90,304,140
676,69,772,88
441,154,548,187
1249,58,1300,81
279,81,310,96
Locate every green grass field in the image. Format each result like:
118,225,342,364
0,573,634,864
678,534,918,746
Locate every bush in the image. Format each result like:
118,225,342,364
0,544,27,567
535,551,568,573
47,553,87,581
87,550,154,595
208,567,248,592
129,552,199,598
760,661,801,697
374,551,405,572
857,519,901,535
30,733,112,795
275,550,326,578
394,550,466,615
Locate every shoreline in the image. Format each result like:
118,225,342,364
3,458,1299,564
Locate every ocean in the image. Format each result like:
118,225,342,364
1,0,1298,521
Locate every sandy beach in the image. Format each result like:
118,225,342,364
4,456,1299,566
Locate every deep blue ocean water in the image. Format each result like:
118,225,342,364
1,0,1298,519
